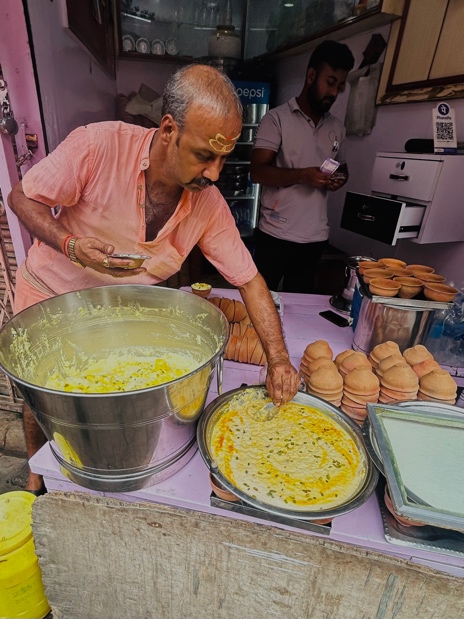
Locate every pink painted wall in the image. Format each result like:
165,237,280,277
26,1,177,148
274,25,464,290
0,0,48,263
26,0,117,150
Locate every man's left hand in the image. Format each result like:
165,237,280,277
266,357,300,406
326,174,347,192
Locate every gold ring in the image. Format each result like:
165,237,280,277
102,256,109,268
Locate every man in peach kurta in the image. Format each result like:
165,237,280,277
8,64,300,494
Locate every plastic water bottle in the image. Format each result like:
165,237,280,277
425,307,449,357
435,294,464,366
350,282,363,332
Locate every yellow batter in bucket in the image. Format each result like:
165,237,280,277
45,347,202,393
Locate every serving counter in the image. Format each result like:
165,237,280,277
29,290,464,619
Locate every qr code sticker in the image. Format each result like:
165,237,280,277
436,121,454,141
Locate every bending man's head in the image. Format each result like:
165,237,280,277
159,64,243,191
162,64,243,134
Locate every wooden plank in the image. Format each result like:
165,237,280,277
392,0,448,85
32,493,464,619
430,0,464,79
381,0,406,17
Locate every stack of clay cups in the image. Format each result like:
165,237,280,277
306,365,344,407
368,341,401,370
300,340,333,383
341,366,380,423
411,359,441,378
402,344,434,368
399,343,458,402
301,340,333,364
300,357,337,384
418,368,458,404
334,349,356,369
338,351,372,378
375,353,408,380
300,340,344,406
378,363,419,404
402,344,441,380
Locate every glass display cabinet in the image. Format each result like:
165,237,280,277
118,0,246,60
116,0,398,63
244,0,380,58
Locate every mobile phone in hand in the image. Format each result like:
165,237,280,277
330,172,348,181
319,310,351,328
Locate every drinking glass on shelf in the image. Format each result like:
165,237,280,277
202,1,219,28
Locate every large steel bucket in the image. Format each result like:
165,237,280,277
0,285,228,491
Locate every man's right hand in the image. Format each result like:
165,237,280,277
300,166,331,190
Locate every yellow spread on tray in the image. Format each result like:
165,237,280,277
210,394,365,511
45,348,200,393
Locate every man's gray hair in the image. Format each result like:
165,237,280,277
162,64,243,130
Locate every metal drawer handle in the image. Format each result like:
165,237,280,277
389,173,410,180
358,213,375,222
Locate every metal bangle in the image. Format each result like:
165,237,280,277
68,236,85,268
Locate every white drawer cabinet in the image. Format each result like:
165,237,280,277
342,152,464,245
371,155,441,203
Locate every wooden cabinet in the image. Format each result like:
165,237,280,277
378,0,464,104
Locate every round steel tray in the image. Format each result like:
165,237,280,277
197,385,379,521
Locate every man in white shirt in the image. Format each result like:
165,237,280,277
251,40,354,293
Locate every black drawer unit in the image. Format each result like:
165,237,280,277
341,191,425,246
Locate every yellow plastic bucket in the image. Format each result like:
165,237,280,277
0,491,51,619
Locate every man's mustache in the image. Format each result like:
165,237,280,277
192,177,213,188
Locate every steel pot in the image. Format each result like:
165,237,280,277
352,295,437,354
0,285,228,492
342,256,376,304
197,385,378,521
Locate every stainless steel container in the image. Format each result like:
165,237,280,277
0,285,228,492
243,104,258,124
342,256,375,304
330,255,376,314
352,295,439,354
197,385,378,521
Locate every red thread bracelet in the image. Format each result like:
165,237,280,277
62,234,74,258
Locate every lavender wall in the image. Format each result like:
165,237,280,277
274,25,464,290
